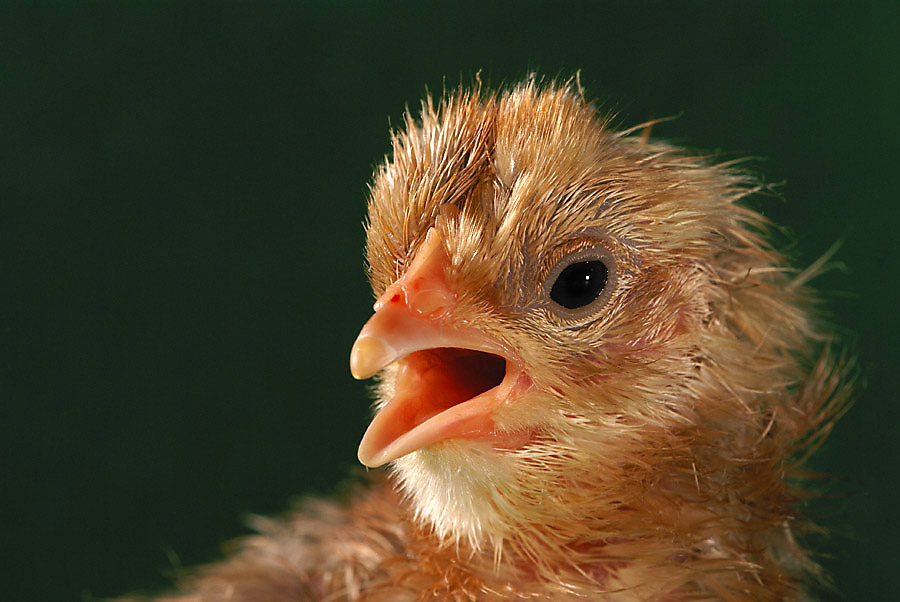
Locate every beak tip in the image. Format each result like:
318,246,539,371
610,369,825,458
349,356,367,380
349,335,394,380
357,442,386,468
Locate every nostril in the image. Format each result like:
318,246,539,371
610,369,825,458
409,287,449,316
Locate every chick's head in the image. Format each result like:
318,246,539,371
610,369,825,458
349,80,847,573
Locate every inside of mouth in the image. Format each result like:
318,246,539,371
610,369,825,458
396,348,507,427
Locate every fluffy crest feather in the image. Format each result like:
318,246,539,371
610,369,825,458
126,79,852,602
363,79,851,599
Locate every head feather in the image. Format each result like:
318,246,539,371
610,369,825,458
364,79,851,600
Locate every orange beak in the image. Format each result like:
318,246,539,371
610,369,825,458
350,228,527,467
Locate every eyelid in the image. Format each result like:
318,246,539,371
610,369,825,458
542,242,618,323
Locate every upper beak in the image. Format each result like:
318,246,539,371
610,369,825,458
349,228,523,467
350,228,462,380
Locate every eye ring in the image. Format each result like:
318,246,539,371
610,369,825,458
542,244,617,321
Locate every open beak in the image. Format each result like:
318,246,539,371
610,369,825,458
350,228,526,468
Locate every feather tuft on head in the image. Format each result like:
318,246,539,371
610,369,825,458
358,78,852,599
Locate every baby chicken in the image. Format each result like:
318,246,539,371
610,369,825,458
136,79,850,601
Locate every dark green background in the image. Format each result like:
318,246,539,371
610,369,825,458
3,2,897,600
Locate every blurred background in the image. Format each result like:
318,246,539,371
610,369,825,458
3,2,897,600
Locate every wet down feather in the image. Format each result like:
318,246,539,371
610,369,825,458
126,77,852,601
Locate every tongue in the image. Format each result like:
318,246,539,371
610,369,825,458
405,349,506,414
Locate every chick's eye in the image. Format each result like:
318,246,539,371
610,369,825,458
543,244,617,321
550,261,608,309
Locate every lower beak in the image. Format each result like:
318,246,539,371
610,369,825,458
349,229,524,467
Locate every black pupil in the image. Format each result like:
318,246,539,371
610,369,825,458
550,261,608,309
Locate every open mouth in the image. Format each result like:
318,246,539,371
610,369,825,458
350,227,532,467
398,348,507,425
357,346,523,467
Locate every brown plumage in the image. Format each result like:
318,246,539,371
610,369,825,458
129,78,851,601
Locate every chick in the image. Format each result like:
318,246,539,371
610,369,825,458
136,79,850,601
